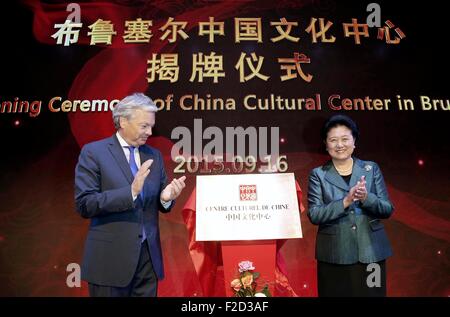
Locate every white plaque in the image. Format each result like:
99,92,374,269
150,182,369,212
196,173,302,241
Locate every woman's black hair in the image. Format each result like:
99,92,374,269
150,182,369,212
321,114,359,143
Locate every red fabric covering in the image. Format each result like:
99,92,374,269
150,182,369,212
181,181,305,297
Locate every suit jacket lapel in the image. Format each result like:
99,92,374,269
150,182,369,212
108,135,134,184
139,147,155,168
324,161,349,191
139,146,156,198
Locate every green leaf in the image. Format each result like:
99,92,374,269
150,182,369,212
261,285,271,297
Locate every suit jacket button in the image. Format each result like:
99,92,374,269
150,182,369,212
350,210,355,214
138,234,143,238
351,225,357,230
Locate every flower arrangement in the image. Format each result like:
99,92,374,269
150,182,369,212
230,260,271,297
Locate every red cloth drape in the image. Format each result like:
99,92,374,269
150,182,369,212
181,181,305,296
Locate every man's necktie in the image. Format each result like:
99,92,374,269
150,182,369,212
127,146,146,243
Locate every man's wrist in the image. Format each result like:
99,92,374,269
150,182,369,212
131,187,138,201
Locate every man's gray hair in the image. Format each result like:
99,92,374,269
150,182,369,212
113,93,158,129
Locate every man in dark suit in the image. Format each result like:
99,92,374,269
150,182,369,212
75,93,186,297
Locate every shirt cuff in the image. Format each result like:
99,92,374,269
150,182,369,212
161,199,172,209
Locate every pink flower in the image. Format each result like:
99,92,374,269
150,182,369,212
238,260,255,273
